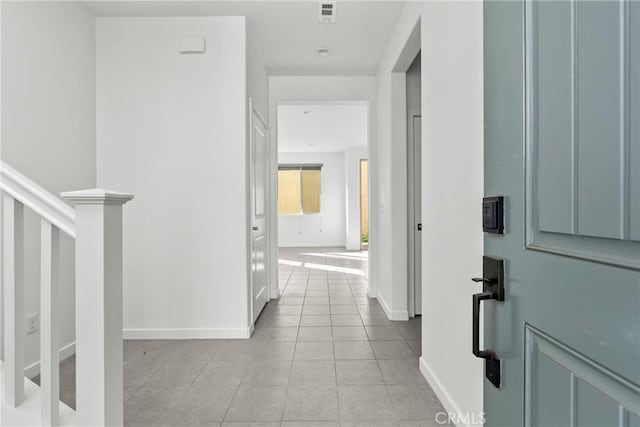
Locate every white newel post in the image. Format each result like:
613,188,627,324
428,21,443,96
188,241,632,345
61,189,133,427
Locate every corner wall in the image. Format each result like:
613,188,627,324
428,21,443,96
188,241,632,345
96,17,250,338
420,4,484,421
376,2,484,424
1,1,97,370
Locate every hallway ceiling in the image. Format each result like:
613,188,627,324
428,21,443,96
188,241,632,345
278,103,367,153
85,1,406,75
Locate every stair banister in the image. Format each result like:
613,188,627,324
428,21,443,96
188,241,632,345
1,161,76,238
1,161,133,426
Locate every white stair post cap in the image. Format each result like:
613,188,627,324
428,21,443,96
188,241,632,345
61,188,134,205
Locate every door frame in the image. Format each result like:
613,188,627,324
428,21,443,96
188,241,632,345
270,99,372,298
376,21,423,323
407,111,422,318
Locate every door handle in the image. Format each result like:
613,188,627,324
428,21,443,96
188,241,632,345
252,226,259,231
471,256,505,388
472,291,500,360
471,277,495,284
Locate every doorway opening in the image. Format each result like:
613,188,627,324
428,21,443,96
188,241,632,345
360,159,369,250
273,101,370,297
275,102,368,247
382,17,421,322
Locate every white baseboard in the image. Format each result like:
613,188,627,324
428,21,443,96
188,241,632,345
278,243,346,248
123,327,251,340
420,356,473,427
377,293,409,321
24,342,76,379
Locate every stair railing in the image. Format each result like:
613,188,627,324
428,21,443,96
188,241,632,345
1,161,133,426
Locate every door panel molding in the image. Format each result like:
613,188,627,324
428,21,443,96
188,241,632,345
524,324,640,427
524,0,640,270
254,125,266,217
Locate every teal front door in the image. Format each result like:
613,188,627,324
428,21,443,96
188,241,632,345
483,1,640,426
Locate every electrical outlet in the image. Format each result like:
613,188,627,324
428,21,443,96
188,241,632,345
26,313,39,335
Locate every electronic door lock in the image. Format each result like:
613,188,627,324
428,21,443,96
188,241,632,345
482,196,504,234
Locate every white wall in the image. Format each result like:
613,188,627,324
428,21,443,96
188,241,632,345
1,1,96,371
268,76,377,297
278,152,345,247
345,147,368,251
421,4,484,421
247,40,269,120
376,2,484,425
96,17,250,338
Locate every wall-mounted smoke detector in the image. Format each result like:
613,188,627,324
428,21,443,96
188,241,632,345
318,1,337,23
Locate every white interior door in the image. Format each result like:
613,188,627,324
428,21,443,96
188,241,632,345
250,101,269,323
408,113,422,316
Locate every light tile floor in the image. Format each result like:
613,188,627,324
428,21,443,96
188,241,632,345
32,247,448,426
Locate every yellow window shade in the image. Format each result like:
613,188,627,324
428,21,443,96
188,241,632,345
278,170,301,215
301,170,321,214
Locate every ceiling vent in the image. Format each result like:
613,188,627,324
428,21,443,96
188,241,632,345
318,1,336,23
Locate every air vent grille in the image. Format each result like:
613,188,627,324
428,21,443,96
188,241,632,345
319,1,336,23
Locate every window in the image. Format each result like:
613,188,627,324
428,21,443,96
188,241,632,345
278,164,322,215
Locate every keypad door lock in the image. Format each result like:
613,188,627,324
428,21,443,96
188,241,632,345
482,196,504,234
